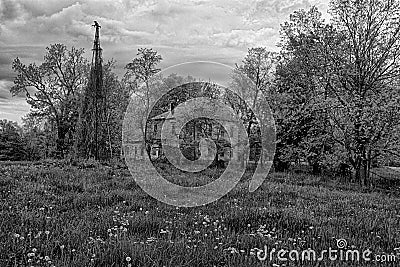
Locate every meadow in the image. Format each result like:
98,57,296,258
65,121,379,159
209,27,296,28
0,160,399,266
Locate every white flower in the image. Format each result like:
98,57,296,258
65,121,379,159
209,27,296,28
224,247,239,254
126,256,132,262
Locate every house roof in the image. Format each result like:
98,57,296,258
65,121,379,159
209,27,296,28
150,110,175,120
150,109,237,122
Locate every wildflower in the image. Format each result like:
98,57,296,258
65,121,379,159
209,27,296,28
126,256,132,262
27,253,35,257
32,248,37,253
224,247,239,254
44,256,50,261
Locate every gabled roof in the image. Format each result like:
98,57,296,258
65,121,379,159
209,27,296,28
150,110,175,121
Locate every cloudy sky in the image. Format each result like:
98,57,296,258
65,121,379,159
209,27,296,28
0,0,329,123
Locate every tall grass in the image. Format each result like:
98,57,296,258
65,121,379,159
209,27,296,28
0,162,399,266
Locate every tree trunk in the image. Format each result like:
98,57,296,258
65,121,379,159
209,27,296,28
353,156,370,186
360,157,372,187
56,124,68,158
312,162,321,175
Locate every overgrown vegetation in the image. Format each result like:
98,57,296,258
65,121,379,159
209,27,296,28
0,161,399,266
2,0,400,186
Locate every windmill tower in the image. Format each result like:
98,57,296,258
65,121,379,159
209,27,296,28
77,21,109,160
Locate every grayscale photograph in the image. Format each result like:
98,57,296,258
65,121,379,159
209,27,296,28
0,0,399,266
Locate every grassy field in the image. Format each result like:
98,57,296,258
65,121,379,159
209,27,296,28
0,161,399,266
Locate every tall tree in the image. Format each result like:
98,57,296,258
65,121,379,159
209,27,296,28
103,60,128,159
233,48,276,123
123,48,162,155
275,7,335,173
231,48,277,167
11,44,88,158
277,2,400,184
326,0,400,185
